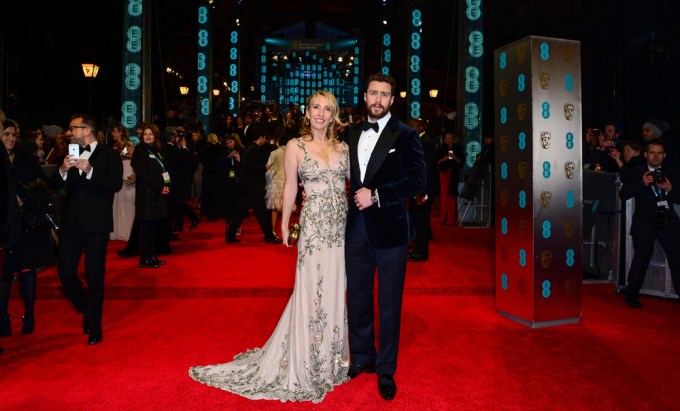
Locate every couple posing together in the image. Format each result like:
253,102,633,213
189,73,426,403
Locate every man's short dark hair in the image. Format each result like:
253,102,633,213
71,113,98,134
367,73,396,96
644,140,665,152
250,125,268,139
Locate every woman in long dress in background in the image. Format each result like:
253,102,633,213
109,124,136,241
264,129,292,238
190,90,350,403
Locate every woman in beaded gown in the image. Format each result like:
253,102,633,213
189,90,350,403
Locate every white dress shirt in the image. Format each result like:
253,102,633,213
357,112,391,183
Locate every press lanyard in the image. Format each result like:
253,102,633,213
146,148,165,171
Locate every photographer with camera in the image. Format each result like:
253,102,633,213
619,140,680,308
584,127,619,172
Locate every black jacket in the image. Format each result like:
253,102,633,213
131,144,169,220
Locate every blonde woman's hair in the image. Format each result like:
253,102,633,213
299,90,347,143
207,133,219,145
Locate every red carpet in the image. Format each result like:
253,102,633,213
1,216,679,410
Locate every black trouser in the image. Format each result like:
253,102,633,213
58,230,109,330
226,192,273,239
137,219,160,261
345,213,408,376
626,224,680,297
409,197,432,257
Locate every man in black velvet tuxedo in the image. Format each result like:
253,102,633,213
619,140,680,308
345,73,426,400
49,114,123,345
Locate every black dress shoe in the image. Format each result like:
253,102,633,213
625,295,642,308
151,256,166,265
264,236,282,243
21,314,34,335
378,374,397,400
189,219,200,231
88,328,103,345
407,253,428,262
347,363,376,379
140,258,161,269
225,236,240,243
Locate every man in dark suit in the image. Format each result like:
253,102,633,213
49,114,123,344
0,116,16,354
163,127,199,233
225,125,281,243
619,140,680,308
345,73,426,400
407,117,439,262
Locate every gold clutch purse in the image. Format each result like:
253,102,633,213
288,223,300,246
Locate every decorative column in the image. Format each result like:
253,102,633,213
406,6,422,123
120,0,144,144
494,36,583,327
197,1,213,133
457,0,484,168
227,19,240,117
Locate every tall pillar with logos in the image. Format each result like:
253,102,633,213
406,5,422,124
494,36,583,327
227,15,240,118
457,0,484,169
120,0,145,144
197,1,213,134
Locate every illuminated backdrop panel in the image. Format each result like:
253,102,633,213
258,39,361,107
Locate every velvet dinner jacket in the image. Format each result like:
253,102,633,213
49,144,123,234
346,115,426,248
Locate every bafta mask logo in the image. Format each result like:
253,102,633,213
540,191,552,209
518,161,528,180
540,131,551,149
564,220,576,238
500,190,510,207
517,103,528,121
563,103,575,120
539,72,551,90
565,278,576,296
500,246,509,262
499,80,509,97
500,134,509,152
518,219,528,236
518,278,527,296
564,161,576,179
540,250,553,269
516,44,527,63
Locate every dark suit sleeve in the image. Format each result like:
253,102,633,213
92,149,124,194
619,166,646,201
376,127,426,208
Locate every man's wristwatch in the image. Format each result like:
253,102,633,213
371,189,379,204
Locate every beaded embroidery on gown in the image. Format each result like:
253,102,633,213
189,139,350,403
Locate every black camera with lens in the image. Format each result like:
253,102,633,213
651,168,666,184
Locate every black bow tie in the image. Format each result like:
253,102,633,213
362,121,379,133
80,144,91,154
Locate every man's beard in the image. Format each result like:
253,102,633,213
368,103,391,120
